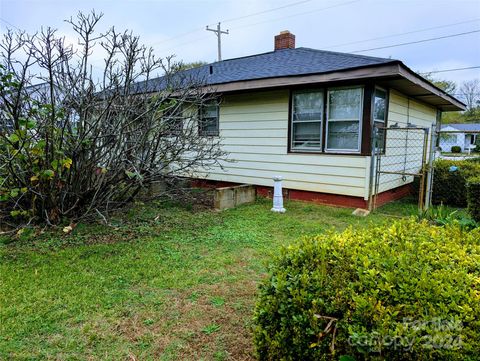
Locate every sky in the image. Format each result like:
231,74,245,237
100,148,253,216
1,0,480,88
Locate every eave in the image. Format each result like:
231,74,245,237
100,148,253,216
205,62,465,112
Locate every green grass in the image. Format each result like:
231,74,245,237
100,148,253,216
0,198,419,360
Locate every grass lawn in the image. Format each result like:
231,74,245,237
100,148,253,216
0,198,419,360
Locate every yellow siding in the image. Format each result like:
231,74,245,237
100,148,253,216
373,89,437,193
201,90,368,198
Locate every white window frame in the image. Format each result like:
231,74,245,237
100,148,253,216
290,89,324,152
199,103,220,137
325,86,364,153
373,86,388,152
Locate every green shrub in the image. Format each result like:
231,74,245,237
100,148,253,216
253,219,480,361
467,177,480,222
432,159,480,207
451,145,462,153
419,204,478,229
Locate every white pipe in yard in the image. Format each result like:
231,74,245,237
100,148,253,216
271,175,286,213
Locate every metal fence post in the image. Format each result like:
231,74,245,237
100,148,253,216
368,127,378,211
417,128,429,213
424,124,437,210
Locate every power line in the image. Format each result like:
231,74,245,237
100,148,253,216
230,0,361,31
420,66,480,74
324,18,480,49
150,0,316,48
0,17,21,31
155,0,360,56
351,29,480,53
221,0,314,24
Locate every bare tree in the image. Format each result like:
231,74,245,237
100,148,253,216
0,11,226,228
459,79,480,111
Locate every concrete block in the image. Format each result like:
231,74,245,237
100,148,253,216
214,184,256,210
352,208,370,217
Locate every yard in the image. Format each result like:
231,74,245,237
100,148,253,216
0,198,430,360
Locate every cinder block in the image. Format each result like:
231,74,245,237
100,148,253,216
214,184,256,210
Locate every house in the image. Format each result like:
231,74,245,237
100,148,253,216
439,123,480,153
144,31,465,208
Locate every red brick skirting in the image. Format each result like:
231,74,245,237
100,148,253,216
373,183,414,207
190,179,413,209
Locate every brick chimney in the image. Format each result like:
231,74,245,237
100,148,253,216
274,31,295,51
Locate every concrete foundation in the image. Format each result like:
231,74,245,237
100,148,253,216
214,184,256,211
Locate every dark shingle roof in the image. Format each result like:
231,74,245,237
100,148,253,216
138,47,398,93
442,123,480,132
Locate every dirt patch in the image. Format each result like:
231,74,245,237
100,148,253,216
114,279,258,360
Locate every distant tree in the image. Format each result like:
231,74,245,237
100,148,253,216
441,111,464,124
172,61,208,72
459,79,480,111
422,73,457,94
424,75,480,124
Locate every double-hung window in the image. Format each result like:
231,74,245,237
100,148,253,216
326,87,363,152
290,90,323,151
162,104,183,136
199,103,219,136
373,88,387,152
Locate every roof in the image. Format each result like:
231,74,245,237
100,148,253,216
441,123,480,132
139,47,397,92
134,47,465,111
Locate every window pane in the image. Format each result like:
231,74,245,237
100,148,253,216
201,118,217,134
374,120,385,152
327,121,359,150
200,104,219,136
292,122,321,149
373,89,386,122
162,106,183,135
293,91,323,121
204,105,218,118
328,88,362,120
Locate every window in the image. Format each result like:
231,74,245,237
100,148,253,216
326,87,363,151
290,90,323,150
199,103,219,136
373,88,387,152
162,105,183,136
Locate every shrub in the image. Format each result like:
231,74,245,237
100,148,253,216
432,159,480,207
419,204,478,230
253,219,480,361
467,177,480,222
451,145,462,153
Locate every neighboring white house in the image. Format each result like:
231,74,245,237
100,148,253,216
440,123,480,153
139,31,465,208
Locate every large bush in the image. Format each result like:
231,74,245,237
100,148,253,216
253,219,480,361
451,145,462,153
467,177,480,222
0,12,224,228
432,159,480,207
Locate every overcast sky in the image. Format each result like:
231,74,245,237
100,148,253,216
1,0,479,87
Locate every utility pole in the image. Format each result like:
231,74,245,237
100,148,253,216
206,22,229,62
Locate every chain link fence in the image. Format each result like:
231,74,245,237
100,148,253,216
370,126,430,212
430,129,480,208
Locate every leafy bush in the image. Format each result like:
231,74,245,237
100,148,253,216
432,159,480,207
467,177,480,222
451,145,462,153
0,14,224,228
253,219,480,361
419,204,478,230
475,138,480,153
